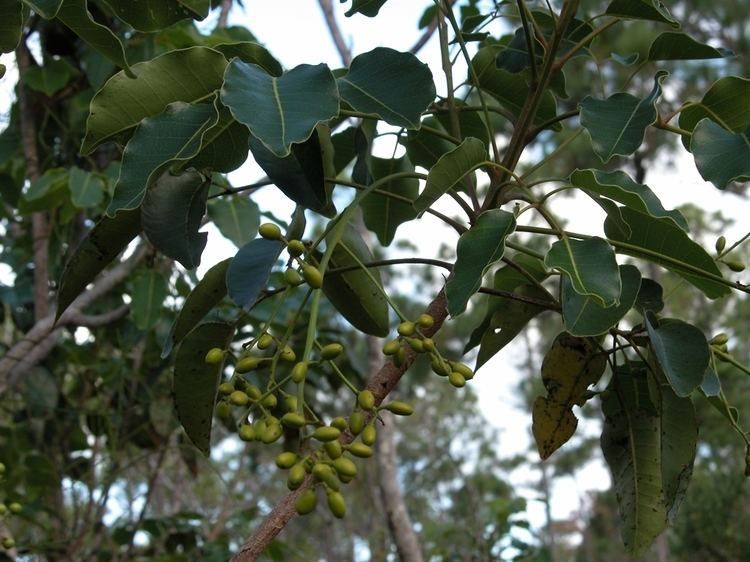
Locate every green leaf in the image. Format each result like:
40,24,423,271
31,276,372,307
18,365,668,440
174,321,234,455
22,58,76,96
207,196,260,248
605,0,679,27
634,277,664,315
322,225,389,337
130,270,169,330
222,60,338,157
604,206,731,299
0,0,22,53
360,156,418,246
101,0,199,32
400,116,455,170
141,170,209,269
413,137,486,214
645,313,710,397
648,32,733,60
337,47,435,129
545,237,621,307
21,0,63,18
109,101,218,214
188,106,250,174
82,46,227,154
177,0,209,17
344,0,388,17
56,0,132,76
678,76,750,137
690,119,750,189
330,126,358,174
563,264,641,337
226,238,284,309
446,209,516,317
170,258,231,353
56,209,141,320
211,41,282,77
580,71,668,162
601,365,668,556
533,334,607,459
569,168,687,230
470,46,558,128
68,166,105,208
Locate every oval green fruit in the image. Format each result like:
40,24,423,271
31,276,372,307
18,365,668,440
295,488,317,515
407,338,424,353
332,457,357,478
281,412,306,428
1,538,15,549
284,268,303,286
279,345,296,362
291,361,308,383
397,321,416,337
288,463,307,489
331,416,348,431
715,235,727,253
257,334,274,350
262,393,278,408
229,390,250,407
726,260,746,272
710,333,729,346
382,339,401,356
302,265,324,289
218,382,234,396
312,426,341,442
8,503,21,515
287,239,305,257
238,424,255,441
384,401,414,416
327,491,347,518
349,411,365,435
261,421,283,444
245,384,262,401
215,401,231,419
421,338,435,352
357,390,375,411
204,347,224,365
276,452,298,469
448,371,466,388
235,357,260,373
417,313,434,329
361,424,377,446
284,395,298,412
451,362,474,379
320,343,344,360
347,442,373,458
259,222,282,240
324,440,343,459
312,463,339,490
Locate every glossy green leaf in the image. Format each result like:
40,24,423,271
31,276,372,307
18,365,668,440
533,334,607,459
101,0,199,32
330,126,358,174
580,71,668,162
344,0,388,17
570,168,687,230
563,264,641,336
678,76,750,137
322,225,389,337
446,209,516,317
645,313,709,397
68,166,104,208
400,116,455,170
226,238,284,309
56,0,132,76
601,365,668,556
211,41,282,77
171,258,231,351
56,209,141,320
605,0,679,27
634,277,664,315
207,196,260,248
648,32,733,60
177,0,209,17
690,118,750,188
361,156,418,246
141,170,209,270
0,1,22,53
21,0,63,18
23,168,68,201
82,47,227,153
222,60,338,157
471,46,558,127
413,137,486,214
108,102,217,214
545,237,621,307
188,105,250,174
130,270,169,330
337,47,435,130
22,58,76,96
604,206,731,299
174,321,234,455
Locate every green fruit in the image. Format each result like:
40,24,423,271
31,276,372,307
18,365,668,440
281,412,306,428
284,268,303,286
283,395,298,412
332,457,357,478
448,371,466,388
302,265,324,289
8,503,21,515
312,426,341,442
361,424,377,446
421,338,435,352
215,401,231,419
291,361,308,383
295,488,317,515
358,390,375,411
407,338,425,353
288,463,307,489
287,239,305,257
1,538,14,549
257,334,274,350
349,412,365,435
276,452,298,469
261,421,283,444
725,260,746,272
710,333,729,346
397,321,416,337
312,463,339,490
238,424,256,441
261,393,278,408
382,339,401,356
417,313,434,329
279,345,296,362
229,390,250,407
204,347,224,365
0,463,5,474
430,356,451,377
715,235,727,253
253,417,267,435
331,416,348,431
259,222,282,240
324,440,343,459
393,348,406,367
451,362,474,379
235,357,260,374
218,382,235,396
245,384,262,401
347,443,373,458
320,343,344,360
327,491,347,518
384,401,414,416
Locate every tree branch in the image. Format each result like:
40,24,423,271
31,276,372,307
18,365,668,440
218,0,232,29
230,289,448,561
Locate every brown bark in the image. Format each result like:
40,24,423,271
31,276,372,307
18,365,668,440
217,0,232,29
